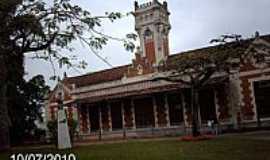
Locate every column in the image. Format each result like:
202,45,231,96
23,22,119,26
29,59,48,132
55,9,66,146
152,96,159,128
131,99,136,129
164,94,170,127
229,73,241,129
107,103,112,132
121,101,126,139
121,101,126,128
198,104,202,128
72,104,79,133
99,106,103,133
78,104,90,134
180,92,188,127
86,106,90,133
77,105,82,133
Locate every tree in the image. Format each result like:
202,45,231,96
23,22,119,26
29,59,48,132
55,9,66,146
0,0,136,150
8,75,50,145
154,33,270,137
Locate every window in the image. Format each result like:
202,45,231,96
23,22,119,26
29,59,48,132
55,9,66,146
168,93,183,126
199,88,217,123
110,101,123,130
144,28,152,37
134,97,154,128
254,80,270,119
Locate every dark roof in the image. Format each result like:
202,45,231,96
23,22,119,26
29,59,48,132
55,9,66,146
167,34,270,68
63,34,270,88
166,42,247,68
63,64,131,87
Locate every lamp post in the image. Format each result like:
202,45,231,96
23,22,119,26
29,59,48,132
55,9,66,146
57,91,72,149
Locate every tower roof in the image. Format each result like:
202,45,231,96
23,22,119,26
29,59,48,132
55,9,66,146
134,0,169,13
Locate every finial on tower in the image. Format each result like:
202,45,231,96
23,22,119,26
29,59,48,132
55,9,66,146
63,72,67,78
134,1,139,10
255,31,260,38
163,1,168,9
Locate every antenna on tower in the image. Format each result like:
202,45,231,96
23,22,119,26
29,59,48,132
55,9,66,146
163,1,168,9
135,1,139,10
63,72,67,79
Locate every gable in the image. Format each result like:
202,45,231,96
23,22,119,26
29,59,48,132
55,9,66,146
48,83,73,104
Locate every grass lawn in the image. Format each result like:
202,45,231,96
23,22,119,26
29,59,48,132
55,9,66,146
1,136,269,160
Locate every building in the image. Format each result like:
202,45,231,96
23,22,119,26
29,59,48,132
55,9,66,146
45,0,270,140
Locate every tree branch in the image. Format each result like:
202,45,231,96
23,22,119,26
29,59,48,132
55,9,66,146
23,33,57,53
151,76,191,85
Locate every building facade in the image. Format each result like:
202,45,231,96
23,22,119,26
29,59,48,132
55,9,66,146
45,0,270,140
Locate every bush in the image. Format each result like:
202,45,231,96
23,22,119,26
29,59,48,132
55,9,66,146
47,120,58,146
68,119,78,143
33,128,46,141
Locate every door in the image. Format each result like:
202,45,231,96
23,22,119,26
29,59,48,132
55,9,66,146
89,105,100,132
254,80,270,120
110,101,123,130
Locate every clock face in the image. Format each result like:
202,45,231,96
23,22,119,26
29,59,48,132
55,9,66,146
144,28,153,40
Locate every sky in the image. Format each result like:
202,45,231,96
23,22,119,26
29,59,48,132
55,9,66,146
24,0,270,87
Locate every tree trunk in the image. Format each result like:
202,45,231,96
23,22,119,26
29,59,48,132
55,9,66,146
0,54,11,151
191,86,200,137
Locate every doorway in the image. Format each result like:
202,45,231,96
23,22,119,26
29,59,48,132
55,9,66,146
89,105,100,132
254,80,270,120
110,101,123,130
134,97,154,128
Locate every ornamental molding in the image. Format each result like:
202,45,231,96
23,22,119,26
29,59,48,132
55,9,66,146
72,72,170,94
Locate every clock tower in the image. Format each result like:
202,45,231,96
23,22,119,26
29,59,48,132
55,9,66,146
134,0,171,65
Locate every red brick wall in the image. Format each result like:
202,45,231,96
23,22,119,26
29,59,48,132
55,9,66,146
239,77,255,120
123,100,134,128
67,106,73,120
50,106,56,121
79,106,89,134
101,106,110,131
240,59,257,72
215,85,231,122
155,94,168,127
163,38,169,57
238,59,270,121
145,41,156,64
127,53,155,77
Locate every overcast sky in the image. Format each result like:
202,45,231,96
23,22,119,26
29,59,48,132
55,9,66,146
24,0,270,87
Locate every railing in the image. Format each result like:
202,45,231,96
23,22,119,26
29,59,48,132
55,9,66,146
79,125,186,141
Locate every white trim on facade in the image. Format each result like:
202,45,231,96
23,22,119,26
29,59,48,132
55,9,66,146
240,68,270,77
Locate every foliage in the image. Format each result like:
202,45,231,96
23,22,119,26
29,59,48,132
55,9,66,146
8,75,50,145
161,34,245,86
33,128,46,141
0,0,136,149
0,0,136,72
47,120,58,146
68,119,78,143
